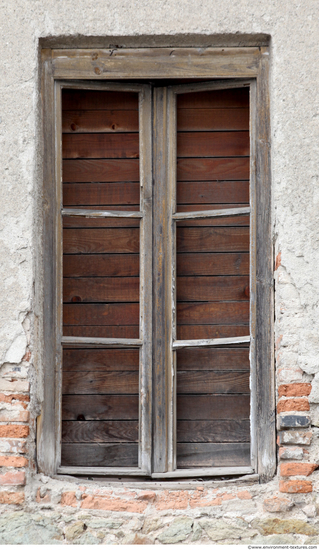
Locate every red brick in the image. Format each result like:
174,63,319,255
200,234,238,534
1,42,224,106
280,462,317,477
278,384,312,398
277,398,309,413
0,491,24,504
0,470,25,486
61,491,77,507
237,490,252,500
0,425,29,438
263,495,293,512
0,411,29,422
81,494,147,513
0,394,30,404
279,480,312,493
0,456,28,467
36,488,51,503
137,490,156,502
155,490,189,510
275,251,281,270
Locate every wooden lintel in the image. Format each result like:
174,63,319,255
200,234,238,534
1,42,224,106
62,208,143,218
172,207,250,221
173,335,250,349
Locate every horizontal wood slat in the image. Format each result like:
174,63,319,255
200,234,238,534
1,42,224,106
177,109,249,131
63,183,140,206
63,133,139,159
178,394,250,420
63,303,139,326
177,371,250,394
63,326,139,338
62,421,138,442
63,349,139,370
176,442,250,468
177,131,249,158
62,110,139,133
177,158,249,181
63,277,139,303
177,420,250,443
63,159,139,182
63,371,139,394
61,443,138,467
177,181,249,204
62,90,139,111
63,228,140,254
177,325,250,340
177,276,249,302
177,88,249,109
176,347,249,370
177,253,249,276
177,302,249,325
177,227,249,252
63,254,139,277
62,394,138,420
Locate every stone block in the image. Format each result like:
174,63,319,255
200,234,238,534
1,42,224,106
0,512,63,544
157,517,193,544
253,518,317,536
279,430,312,445
279,446,304,459
278,414,310,429
263,495,294,512
65,521,86,541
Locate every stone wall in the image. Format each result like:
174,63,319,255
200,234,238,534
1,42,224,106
1,0,319,543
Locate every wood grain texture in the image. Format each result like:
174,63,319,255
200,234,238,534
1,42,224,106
63,183,140,206
177,442,250,468
63,159,139,183
63,277,139,303
63,228,139,254
63,325,139,338
177,227,249,252
177,276,249,301
63,371,139,394
62,394,138,420
177,158,249,181
63,133,139,159
62,110,139,133
63,254,139,277
177,420,250,443
63,348,139,370
177,109,249,131
177,371,250,394
177,181,249,204
177,325,250,339
177,302,249,325
61,443,138,467
177,394,250,420
176,347,249,370
177,253,249,276
177,131,249,158
63,303,139,326
177,88,249,109
62,90,138,110
62,421,138,442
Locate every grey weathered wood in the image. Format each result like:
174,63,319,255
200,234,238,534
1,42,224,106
62,208,143,218
177,442,251,468
151,466,254,479
173,335,250,350
61,443,138,467
172,207,250,220
61,336,142,347
57,466,148,476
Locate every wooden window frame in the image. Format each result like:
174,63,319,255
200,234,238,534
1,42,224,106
38,46,274,482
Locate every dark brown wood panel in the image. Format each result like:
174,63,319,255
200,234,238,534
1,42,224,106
62,394,139,420
177,158,249,181
177,131,249,158
177,395,250,420
63,277,139,303
176,442,250,468
177,89,249,109
63,133,139,159
62,421,138,443
63,254,139,277
177,276,249,302
63,371,139,394
62,90,139,111
177,253,249,276
63,325,139,338
177,109,249,131
61,443,138,467
177,420,250,443
63,349,139,371
177,371,250,394
176,347,249,371
177,325,249,340
177,302,249,325
63,228,139,254
63,216,140,229
63,303,139,326
63,159,139,183
63,183,140,206
177,181,249,204
62,110,139,133
176,214,249,227
177,227,249,253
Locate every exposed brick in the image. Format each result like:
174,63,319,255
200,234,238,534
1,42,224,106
81,494,147,513
279,480,312,493
278,366,303,384
263,495,294,512
279,446,304,460
280,462,317,477
278,414,310,429
278,384,312,398
61,491,78,507
277,398,309,413
36,488,51,503
0,440,26,454
0,425,29,438
155,490,189,510
275,251,281,270
0,491,25,504
22,350,31,362
0,456,28,467
0,381,29,393
0,394,30,404
237,490,252,500
0,410,29,422
137,490,156,502
0,470,25,486
279,431,312,446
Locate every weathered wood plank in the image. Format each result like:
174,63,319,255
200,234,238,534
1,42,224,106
177,420,250,443
63,325,139,338
63,277,139,303
63,228,139,253
62,133,139,159
62,90,138,110
177,325,250,340
177,131,249,158
177,442,250,468
177,158,249,182
176,347,249,370
61,443,138,467
177,253,249,276
63,215,140,229
63,254,139,277
177,227,249,253
62,394,138,420
62,421,138,442
63,183,140,206
177,302,249,325
176,211,249,227
62,110,139,133
178,109,249,131
177,371,249,394
63,303,139,326
177,181,249,204
63,348,139,371
63,371,139,394
63,159,139,183
177,88,249,109
177,395,250,420
177,276,249,302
